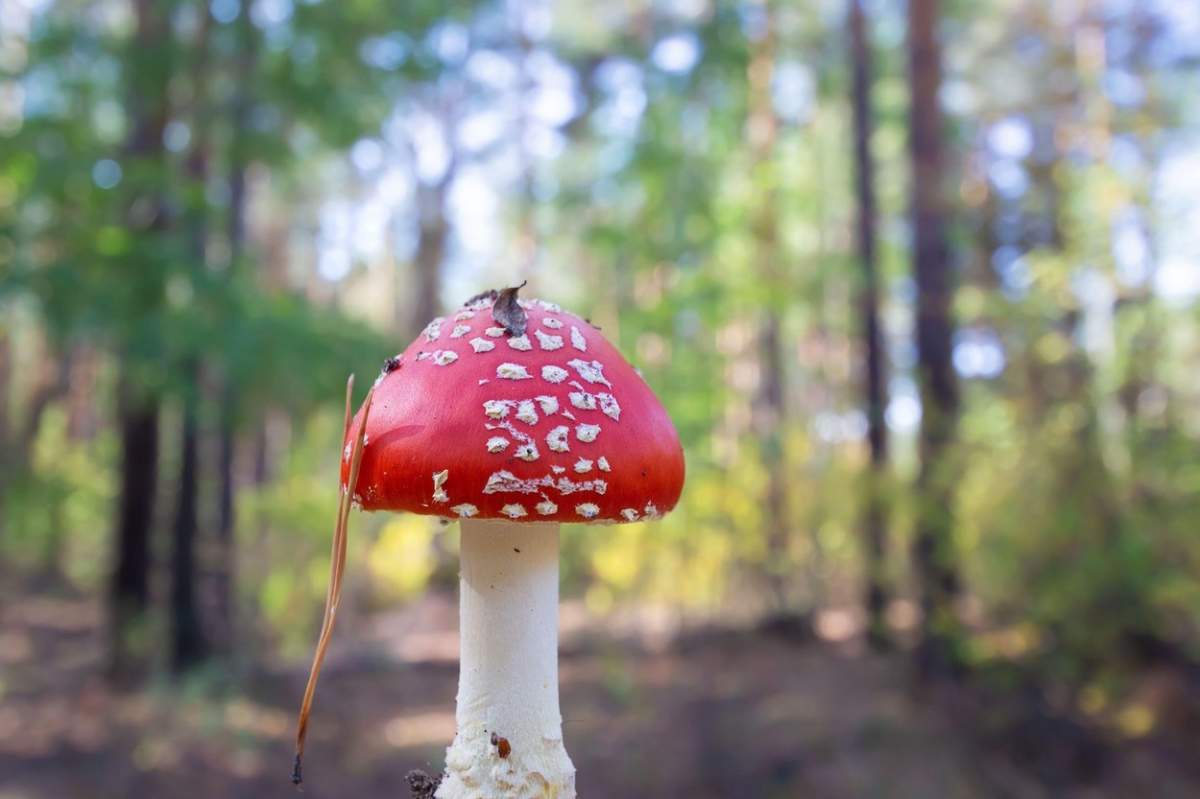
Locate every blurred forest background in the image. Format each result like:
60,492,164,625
2,0,1200,796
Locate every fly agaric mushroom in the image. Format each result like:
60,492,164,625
294,286,684,798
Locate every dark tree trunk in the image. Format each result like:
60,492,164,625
211,158,245,656
170,372,208,671
213,408,236,651
170,13,214,673
211,5,253,656
0,330,10,535
109,0,171,680
850,0,891,649
0,331,9,458
111,385,159,678
908,0,964,678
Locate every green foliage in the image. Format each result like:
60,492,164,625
1,0,1198,727
2,407,115,585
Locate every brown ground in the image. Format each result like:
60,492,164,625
0,591,1194,799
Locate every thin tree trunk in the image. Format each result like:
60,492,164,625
0,329,11,536
407,176,451,338
849,0,891,648
253,425,271,485
908,0,963,678
405,145,457,587
66,344,101,441
212,7,255,656
515,18,538,281
170,369,208,671
758,311,790,607
168,6,214,674
747,12,791,610
213,403,236,651
397,103,457,339
0,330,9,458
109,0,171,681
413,175,454,585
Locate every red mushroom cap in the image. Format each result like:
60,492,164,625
341,293,685,524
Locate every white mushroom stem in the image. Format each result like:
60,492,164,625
438,519,576,799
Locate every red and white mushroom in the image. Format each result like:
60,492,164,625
340,288,684,797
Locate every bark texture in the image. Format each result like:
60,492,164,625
747,14,792,609
110,0,171,680
908,0,964,677
850,0,891,648
170,376,208,671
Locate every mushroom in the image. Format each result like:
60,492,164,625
293,287,684,798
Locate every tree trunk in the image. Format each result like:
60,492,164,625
412,175,456,586
407,178,451,338
849,0,891,648
0,329,10,536
908,0,963,678
109,0,171,681
213,405,236,651
404,148,457,587
212,161,245,656
110,384,159,678
747,14,792,610
170,371,208,671
0,330,9,457
211,5,254,656
758,311,790,608
515,18,538,281
253,425,271,485
170,8,216,674
66,344,101,441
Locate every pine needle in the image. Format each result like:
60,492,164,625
292,374,376,786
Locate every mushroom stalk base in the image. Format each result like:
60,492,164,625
438,520,575,799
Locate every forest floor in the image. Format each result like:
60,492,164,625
0,588,1196,799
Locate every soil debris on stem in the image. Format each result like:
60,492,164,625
405,769,444,798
